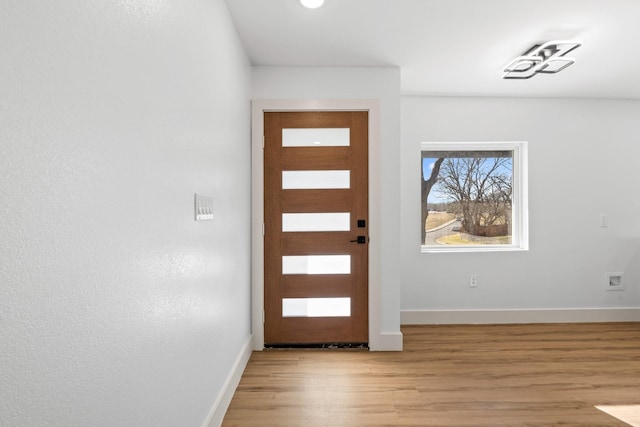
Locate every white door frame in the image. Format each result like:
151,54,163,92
251,99,383,350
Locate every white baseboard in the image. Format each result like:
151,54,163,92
203,335,253,427
401,308,640,325
370,331,403,351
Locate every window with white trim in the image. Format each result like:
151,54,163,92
421,142,528,252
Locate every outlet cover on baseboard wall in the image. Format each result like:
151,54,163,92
605,272,624,291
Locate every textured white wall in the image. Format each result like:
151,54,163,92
401,96,640,313
252,67,403,341
0,1,251,426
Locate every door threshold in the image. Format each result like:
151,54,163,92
264,342,369,350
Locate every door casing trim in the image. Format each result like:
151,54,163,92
251,99,383,350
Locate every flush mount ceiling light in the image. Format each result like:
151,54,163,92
300,0,325,8
503,41,581,79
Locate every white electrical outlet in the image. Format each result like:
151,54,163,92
469,275,478,288
195,193,214,221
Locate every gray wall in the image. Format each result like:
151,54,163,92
0,1,251,425
401,96,640,318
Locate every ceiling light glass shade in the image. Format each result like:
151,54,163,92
503,40,581,79
504,56,541,73
300,0,325,8
537,58,575,74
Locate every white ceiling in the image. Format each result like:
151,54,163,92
225,0,640,99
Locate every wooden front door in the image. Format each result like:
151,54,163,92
264,111,368,346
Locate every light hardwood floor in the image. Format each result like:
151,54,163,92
223,323,640,426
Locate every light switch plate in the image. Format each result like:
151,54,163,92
195,193,214,221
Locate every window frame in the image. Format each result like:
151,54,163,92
420,141,529,253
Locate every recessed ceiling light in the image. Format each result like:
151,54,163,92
300,0,325,9
503,40,581,79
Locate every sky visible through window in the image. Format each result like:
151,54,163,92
422,156,513,204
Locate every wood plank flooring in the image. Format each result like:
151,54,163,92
223,323,640,426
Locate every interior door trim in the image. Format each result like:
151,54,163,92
251,99,382,350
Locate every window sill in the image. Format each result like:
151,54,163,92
421,245,529,254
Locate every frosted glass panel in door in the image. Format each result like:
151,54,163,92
282,171,350,189
282,255,351,275
282,213,350,232
283,298,351,317
282,128,350,147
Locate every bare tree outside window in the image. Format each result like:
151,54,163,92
421,149,515,247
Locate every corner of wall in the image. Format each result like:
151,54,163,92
203,335,253,427
371,331,404,351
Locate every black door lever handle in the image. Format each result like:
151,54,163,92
350,236,366,244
